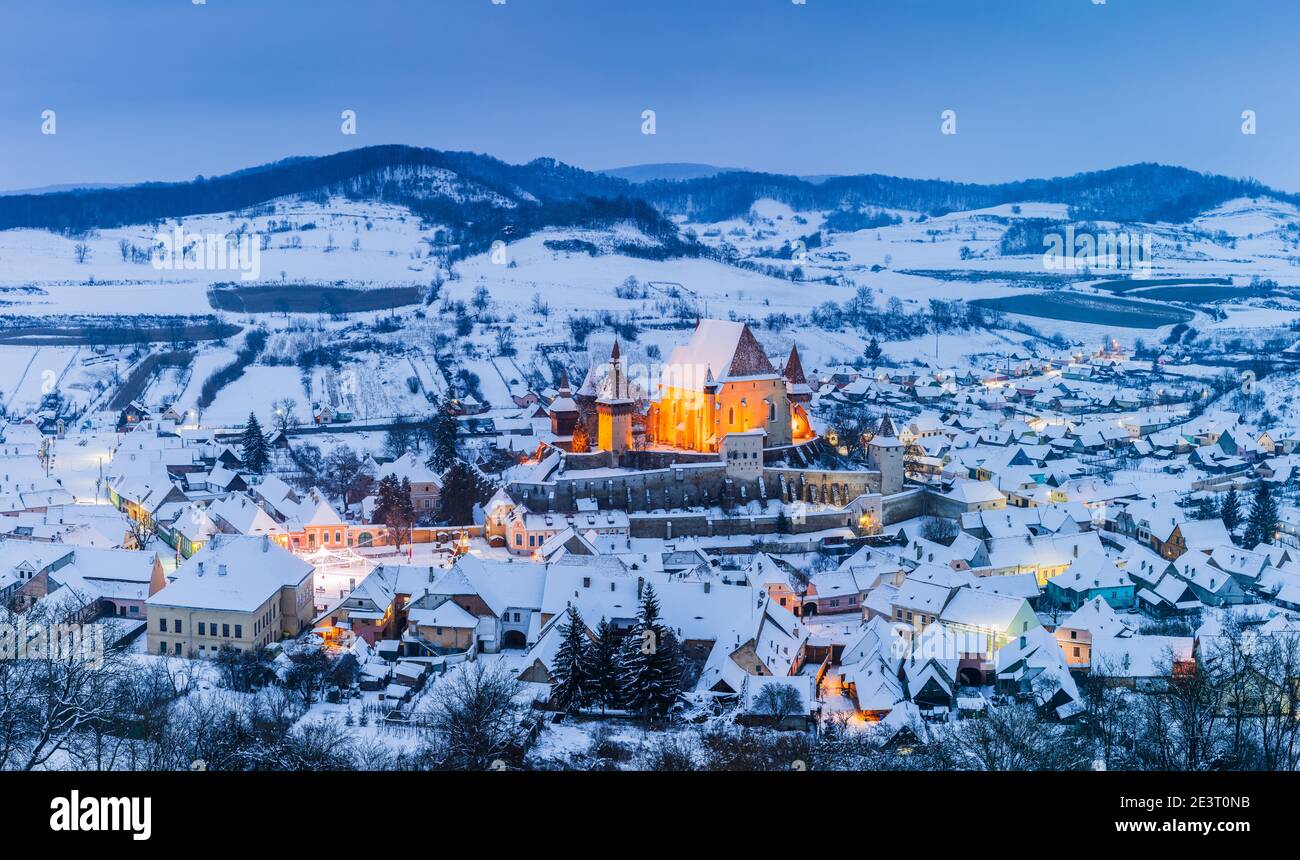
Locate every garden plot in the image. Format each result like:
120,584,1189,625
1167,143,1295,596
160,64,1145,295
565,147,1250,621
463,358,514,409
141,359,194,409
348,354,436,421
201,365,311,428
406,351,447,400
173,345,239,413
0,345,38,409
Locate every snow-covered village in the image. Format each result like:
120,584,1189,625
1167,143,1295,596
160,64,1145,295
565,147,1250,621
5,4,1300,839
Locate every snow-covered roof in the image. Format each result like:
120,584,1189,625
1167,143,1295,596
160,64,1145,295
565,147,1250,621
147,534,312,612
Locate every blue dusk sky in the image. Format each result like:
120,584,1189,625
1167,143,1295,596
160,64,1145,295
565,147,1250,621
1,0,1297,190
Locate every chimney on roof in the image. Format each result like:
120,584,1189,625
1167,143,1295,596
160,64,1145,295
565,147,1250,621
218,564,228,576
261,534,269,553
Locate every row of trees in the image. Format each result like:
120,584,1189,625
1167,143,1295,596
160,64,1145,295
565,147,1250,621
1191,481,1281,549
549,584,684,721
0,591,535,772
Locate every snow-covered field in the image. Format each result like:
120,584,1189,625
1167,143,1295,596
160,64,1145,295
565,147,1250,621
1,190,1298,430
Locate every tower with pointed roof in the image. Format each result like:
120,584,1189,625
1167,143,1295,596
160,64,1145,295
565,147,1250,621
783,344,815,442
783,344,813,406
596,341,633,455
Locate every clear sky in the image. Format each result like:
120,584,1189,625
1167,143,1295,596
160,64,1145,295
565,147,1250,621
2,0,1298,190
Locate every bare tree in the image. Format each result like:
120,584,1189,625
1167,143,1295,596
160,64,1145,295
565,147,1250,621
1076,655,1134,770
423,660,524,771
283,646,333,707
751,683,805,729
271,398,301,431
0,595,131,771
926,703,1090,771
124,514,158,550
1141,645,1226,771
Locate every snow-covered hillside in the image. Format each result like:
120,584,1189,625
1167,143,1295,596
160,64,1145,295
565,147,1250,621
2,159,1300,431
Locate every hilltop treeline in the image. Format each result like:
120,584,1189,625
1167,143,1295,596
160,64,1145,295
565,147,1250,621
0,147,1285,248
638,163,1278,224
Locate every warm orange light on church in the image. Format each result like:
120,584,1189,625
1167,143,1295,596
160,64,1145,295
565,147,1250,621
791,406,814,440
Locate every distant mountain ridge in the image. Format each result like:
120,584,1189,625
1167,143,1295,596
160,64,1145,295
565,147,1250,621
598,162,742,183
633,163,1292,224
0,182,123,197
1,145,1294,250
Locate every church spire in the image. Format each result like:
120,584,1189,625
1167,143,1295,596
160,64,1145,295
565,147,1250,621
783,344,808,386
602,340,627,401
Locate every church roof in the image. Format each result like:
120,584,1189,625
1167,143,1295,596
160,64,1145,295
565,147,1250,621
548,396,578,414
576,364,599,398
783,344,808,386
661,320,776,390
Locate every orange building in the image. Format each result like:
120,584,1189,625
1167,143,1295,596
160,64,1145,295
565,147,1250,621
645,319,814,453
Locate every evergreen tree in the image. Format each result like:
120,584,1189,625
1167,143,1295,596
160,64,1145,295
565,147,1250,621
588,617,621,714
398,477,417,526
617,584,683,722
1220,486,1242,535
570,419,591,454
425,401,460,472
550,608,593,714
775,509,790,536
437,460,487,525
863,336,882,364
372,474,401,524
1245,481,1280,549
241,412,270,474
1191,493,1218,521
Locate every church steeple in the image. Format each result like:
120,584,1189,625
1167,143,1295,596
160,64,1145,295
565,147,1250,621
783,344,808,386
596,339,633,455
602,340,628,402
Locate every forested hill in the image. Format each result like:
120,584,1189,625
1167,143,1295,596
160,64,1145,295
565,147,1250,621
635,163,1290,223
0,145,1292,241
0,145,678,257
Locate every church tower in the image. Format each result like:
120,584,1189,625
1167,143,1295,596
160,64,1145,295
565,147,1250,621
783,344,813,406
867,414,905,495
549,370,580,437
596,341,634,455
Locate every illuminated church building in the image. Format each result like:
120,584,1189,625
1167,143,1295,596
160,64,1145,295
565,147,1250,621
631,319,815,454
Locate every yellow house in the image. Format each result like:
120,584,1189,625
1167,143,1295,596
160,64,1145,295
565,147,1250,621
145,534,315,657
